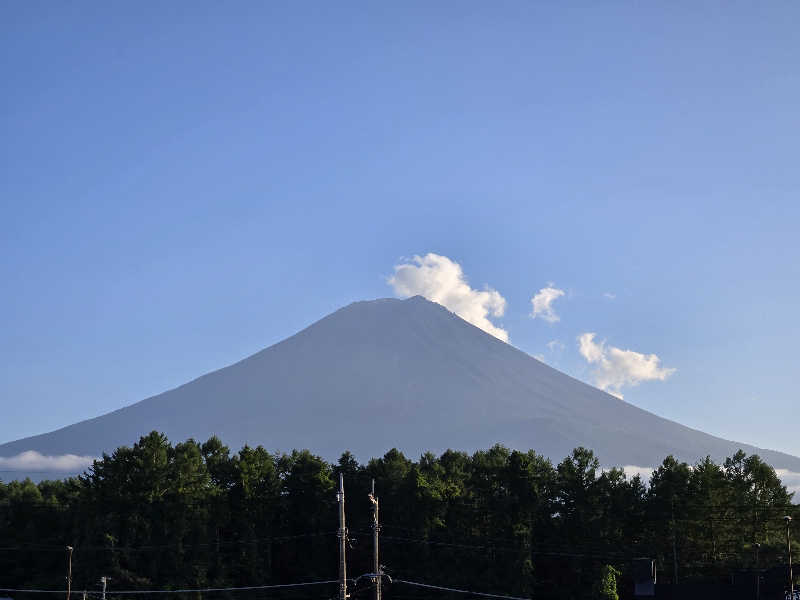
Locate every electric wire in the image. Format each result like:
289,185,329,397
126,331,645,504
395,578,532,600
0,531,338,552
0,580,340,594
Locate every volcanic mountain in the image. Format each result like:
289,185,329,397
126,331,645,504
3,296,799,477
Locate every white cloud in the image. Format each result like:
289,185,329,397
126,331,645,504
389,253,509,342
603,292,616,300
578,332,606,363
622,465,654,484
530,286,565,323
0,451,96,472
617,465,798,496
776,469,800,498
578,333,676,399
546,339,565,352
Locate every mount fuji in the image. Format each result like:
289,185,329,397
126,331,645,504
3,296,799,479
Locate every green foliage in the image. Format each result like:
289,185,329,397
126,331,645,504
592,564,620,600
0,432,797,600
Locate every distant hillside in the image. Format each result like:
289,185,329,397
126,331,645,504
2,296,799,478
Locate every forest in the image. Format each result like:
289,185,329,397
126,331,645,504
1,431,798,600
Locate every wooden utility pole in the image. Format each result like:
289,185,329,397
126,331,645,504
337,474,348,600
755,543,761,600
671,498,678,584
66,546,73,600
786,516,794,599
369,479,381,600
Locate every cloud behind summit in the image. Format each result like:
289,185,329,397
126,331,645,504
389,253,509,342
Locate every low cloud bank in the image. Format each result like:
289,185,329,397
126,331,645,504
0,451,95,472
621,465,655,482
776,468,800,497
621,465,800,496
389,253,509,342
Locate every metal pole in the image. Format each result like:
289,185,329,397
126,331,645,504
100,576,109,600
786,516,794,599
338,473,348,600
369,479,381,600
66,546,73,600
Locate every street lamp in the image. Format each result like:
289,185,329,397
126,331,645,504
66,546,74,600
785,516,794,599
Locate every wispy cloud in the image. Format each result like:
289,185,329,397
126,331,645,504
0,451,96,472
578,333,676,399
547,339,565,352
530,286,565,323
603,292,616,300
389,253,509,342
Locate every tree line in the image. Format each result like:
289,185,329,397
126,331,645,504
0,431,797,599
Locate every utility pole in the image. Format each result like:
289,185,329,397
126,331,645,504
671,497,678,585
337,473,348,600
369,479,381,600
754,542,761,600
100,576,110,600
786,516,794,599
66,546,73,600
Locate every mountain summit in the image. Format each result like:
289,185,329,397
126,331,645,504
3,296,799,474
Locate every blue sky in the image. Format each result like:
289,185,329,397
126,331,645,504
2,3,799,459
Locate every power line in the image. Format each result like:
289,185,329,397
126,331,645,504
0,531,338,552
395,578,532,600
0,580,340,595
372,532,638,560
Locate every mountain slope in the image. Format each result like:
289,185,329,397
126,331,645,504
2,296,799,475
